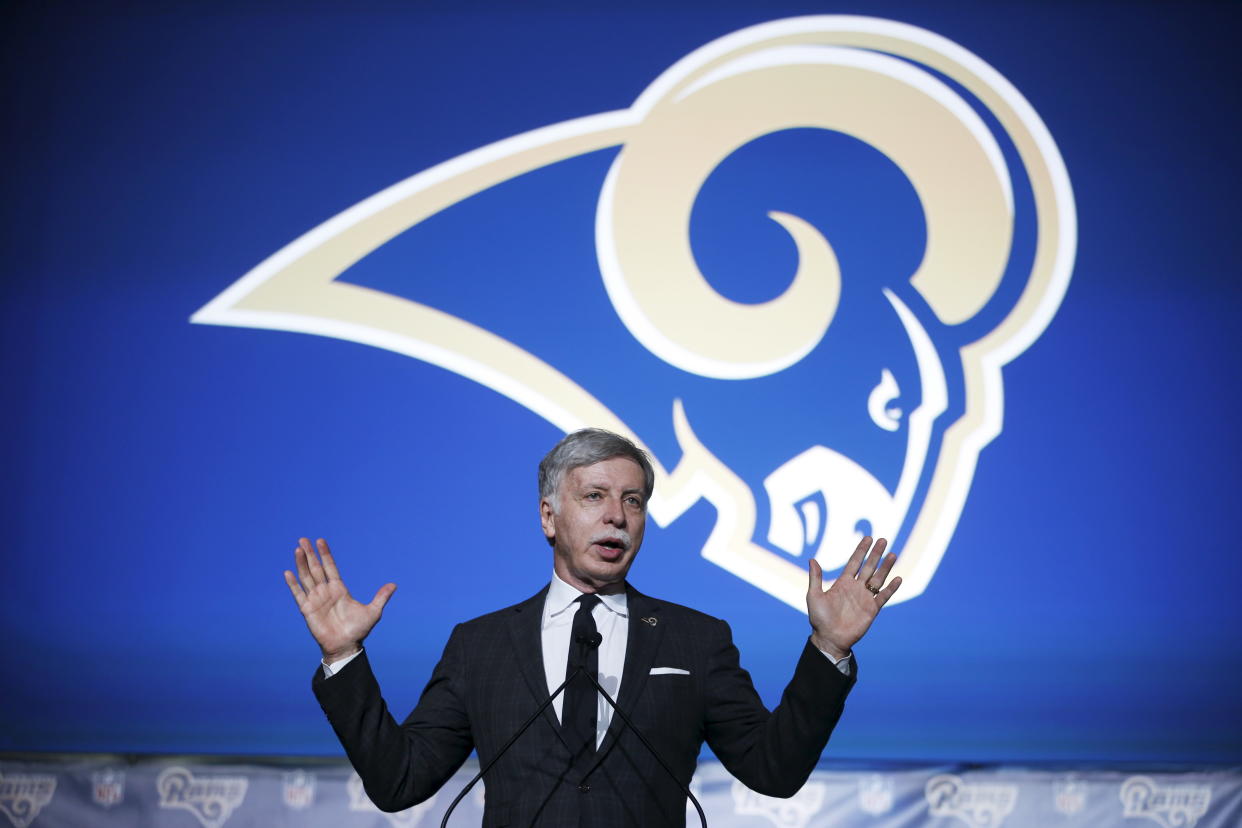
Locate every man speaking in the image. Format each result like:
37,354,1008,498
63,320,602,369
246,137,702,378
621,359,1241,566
284,429,901,826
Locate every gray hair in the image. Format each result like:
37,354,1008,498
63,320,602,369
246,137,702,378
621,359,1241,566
538,428,655,509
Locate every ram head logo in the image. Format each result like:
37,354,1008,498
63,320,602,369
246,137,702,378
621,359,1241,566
194,16,1075,610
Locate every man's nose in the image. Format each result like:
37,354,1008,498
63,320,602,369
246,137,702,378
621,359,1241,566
603,496,627,527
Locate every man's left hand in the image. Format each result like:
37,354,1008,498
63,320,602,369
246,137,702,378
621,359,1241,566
807,536,901,660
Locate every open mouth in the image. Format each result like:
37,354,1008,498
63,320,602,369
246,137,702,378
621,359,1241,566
593,537,627,558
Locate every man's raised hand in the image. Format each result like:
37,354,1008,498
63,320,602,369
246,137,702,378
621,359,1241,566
806,536,901,660
283,537,396,663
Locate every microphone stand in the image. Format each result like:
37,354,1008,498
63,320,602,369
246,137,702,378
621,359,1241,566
578,666,709,828
438,668,579,828
439,633,709,828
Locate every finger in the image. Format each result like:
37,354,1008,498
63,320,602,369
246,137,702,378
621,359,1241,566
872,550,898,583
304,537,328,585
283,569,306,605
369,582,397,613
807,559,824,595
859,537,888,582
317,538,342,582
843,537,871,578
294,542,316,587
875,575,902,608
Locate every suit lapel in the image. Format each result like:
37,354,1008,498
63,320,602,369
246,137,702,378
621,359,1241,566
598,585,664,753
505,586,567,742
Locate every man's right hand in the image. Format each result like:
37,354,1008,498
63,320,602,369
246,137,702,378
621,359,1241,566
284,537,397,663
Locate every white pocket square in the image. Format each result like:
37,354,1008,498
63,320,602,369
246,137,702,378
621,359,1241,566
650,667,690,676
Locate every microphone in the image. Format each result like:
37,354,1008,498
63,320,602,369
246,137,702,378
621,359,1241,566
576,631,603,649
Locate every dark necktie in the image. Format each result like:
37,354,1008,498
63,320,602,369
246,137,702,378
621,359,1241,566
562,594,601,759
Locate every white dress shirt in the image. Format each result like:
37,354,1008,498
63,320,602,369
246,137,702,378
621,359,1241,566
541,571,628,749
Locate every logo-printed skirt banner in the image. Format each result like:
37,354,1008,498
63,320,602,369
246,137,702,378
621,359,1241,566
2,758,1239,828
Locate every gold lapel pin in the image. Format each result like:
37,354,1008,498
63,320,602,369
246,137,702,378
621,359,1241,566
641,616,658,627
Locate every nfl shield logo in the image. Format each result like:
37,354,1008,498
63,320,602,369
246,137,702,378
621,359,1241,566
282,771,315,810
1053,778,1086,816
92,769,124,808
858,774,894,815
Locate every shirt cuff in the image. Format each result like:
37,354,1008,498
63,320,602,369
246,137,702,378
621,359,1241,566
813,643,853,676
321,648,363,678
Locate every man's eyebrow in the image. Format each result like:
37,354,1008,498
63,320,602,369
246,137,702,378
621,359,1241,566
578,481,644,496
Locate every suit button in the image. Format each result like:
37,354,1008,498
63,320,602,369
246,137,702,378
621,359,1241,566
578,784,590,793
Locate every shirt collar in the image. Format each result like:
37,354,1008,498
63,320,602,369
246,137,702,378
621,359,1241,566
546,571,629,621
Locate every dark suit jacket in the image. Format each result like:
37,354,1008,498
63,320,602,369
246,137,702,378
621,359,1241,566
313,584,856,827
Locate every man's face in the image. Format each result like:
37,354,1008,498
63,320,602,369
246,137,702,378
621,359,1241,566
541,456,648,593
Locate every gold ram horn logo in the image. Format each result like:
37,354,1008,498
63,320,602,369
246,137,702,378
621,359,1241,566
194,16,1075,610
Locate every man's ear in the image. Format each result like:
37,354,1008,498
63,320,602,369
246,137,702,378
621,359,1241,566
539,498,556,541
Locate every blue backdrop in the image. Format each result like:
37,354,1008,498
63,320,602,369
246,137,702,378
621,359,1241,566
2,0,1239,766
